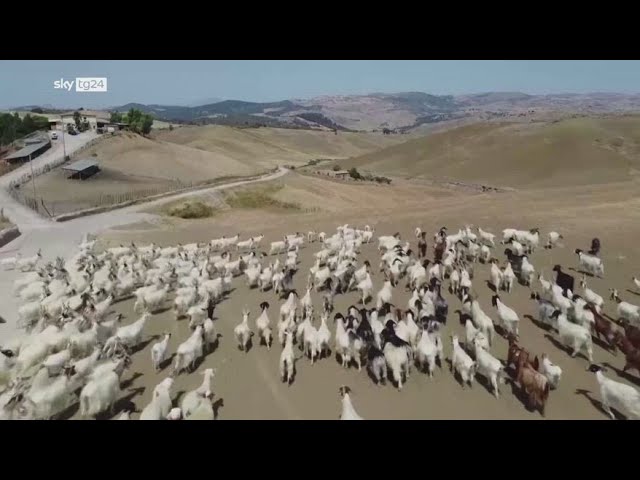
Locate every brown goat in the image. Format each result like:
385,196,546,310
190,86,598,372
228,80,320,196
507,334,538,372
615,334,640,376
585,304,617,351
618,319,640,350
515,350,550,416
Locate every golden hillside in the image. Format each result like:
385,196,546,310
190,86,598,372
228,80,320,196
154,125,409,165
341,116,640,188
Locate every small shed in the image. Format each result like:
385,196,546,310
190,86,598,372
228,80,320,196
62,159,101,180
330,170,351,179
3,141,51,164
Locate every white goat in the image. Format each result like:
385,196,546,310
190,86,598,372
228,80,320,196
473,338,505,398
174,326,204,374
610,289,640,325
551,310,593,362
451,334,476,388
575,249,604,278
588,364,640,420
140,377,174,420
538,353,562,390
234,308,254,351
182,368,215,419
578,275,604,314
255,301,272,349
492,295,520,337
279,329,296,384
415,329,443,377
338,386,363,420
520,256,535,287
151,333,171,371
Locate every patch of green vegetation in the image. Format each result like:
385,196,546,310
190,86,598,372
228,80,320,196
0,208,12,229
226,185,299,211
166,200,215,219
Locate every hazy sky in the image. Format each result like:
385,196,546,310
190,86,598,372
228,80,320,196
1,60,639,108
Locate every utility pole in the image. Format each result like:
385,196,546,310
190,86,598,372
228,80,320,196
61,120,67,160
28,152,37,211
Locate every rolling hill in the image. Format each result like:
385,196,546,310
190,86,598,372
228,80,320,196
109,92,640,132
153,125,407,163
339,116,640,189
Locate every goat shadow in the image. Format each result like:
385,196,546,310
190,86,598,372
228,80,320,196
150,306,172,315
575,388,627,420
602,362,640,388
130,335,160,355
524,314,552,332
366,365,387,386
114,294,135,304
543,333,591,362
626,289,640,298
485,280,497,293
121,371,144,390
188,352,209,372
99,386,146,420
568,267,596,278
592,336,616,354
237,335,254,354
212,398,224,419
472,369,502,398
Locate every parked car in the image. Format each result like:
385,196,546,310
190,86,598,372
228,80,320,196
51,132,58,140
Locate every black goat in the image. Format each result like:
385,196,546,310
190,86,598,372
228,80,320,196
552,264,574,297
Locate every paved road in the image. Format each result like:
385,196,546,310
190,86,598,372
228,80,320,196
0,131,98,228
0,165,288,339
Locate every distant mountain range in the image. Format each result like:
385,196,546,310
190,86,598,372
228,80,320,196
13,92,640,132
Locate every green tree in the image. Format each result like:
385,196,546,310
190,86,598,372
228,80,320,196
21,114,35,136
140,116,153,135
32,115,49,130
348,167,362,180
73,111,81,130
110,111,123,123
123,108,153,135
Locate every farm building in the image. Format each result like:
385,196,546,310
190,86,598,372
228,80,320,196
328,170,351,179
96,119,127,133
2,140,51,164
49,112,104,131
61,158,101,180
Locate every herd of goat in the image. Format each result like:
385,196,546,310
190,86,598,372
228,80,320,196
1,223,640,420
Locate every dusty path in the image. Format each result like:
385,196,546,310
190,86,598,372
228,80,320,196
0,131,98,228
0,167,288,337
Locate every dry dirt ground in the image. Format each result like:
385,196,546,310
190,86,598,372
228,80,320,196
22,127,405,215
82,171,640,420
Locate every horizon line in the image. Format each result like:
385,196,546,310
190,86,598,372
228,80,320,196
4,89,640,111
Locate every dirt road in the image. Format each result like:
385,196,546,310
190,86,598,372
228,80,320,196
0,168,288,336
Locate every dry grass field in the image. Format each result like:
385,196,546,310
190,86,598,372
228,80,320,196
20,127,407,215
341,116,640,188
6,116,640,420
